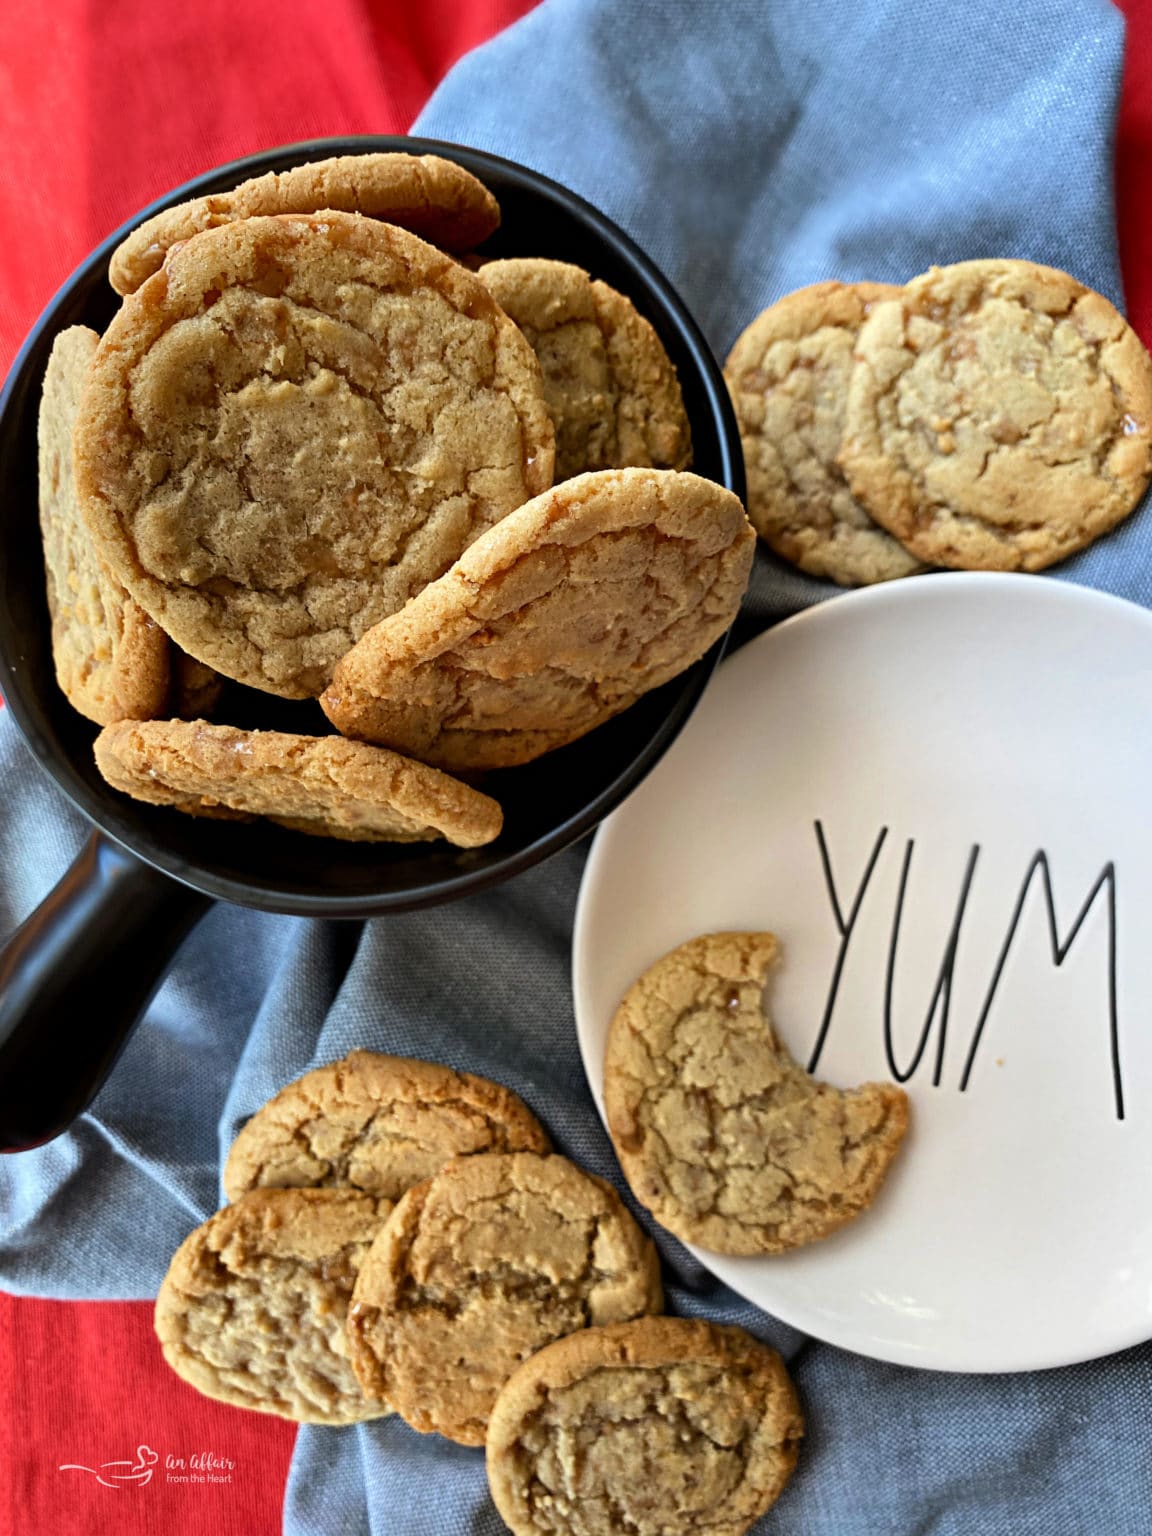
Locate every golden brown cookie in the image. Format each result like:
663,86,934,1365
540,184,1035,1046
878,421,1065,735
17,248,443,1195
320,469,755,770
37,325,170,724
604,932,909,1256
75,212,554,698
486,1318,803,1536
154,1188,393,1424
93,719,503,846
479,258,691,479
347,1152,663,1445
839,259,1152,571
224,1050,550,1202
108,152,501,295
725,282,922,585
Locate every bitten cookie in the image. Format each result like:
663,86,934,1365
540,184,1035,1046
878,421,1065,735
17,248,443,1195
37,326,170,724
347,1152,663,1445
320,468,755,770
839,259,1152,571
224,1051,550,1202
75,212,554,697
486,1318,804,1536
108,152,501,295
93,719,503,846
604,932,909,1255
724,282,922,585
154,1188,393,1424
479,258,691,479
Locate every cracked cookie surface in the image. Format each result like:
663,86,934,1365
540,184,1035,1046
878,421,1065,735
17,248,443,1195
93,719,503,845
486,1318,803,1536
38,325,170,724
479,259,691,480
604,932,909,1255
839,259,1152,571
76,212,554,697
724,282,922,586
320,468,755,770
154,1188,393,1424
108,152,502,295
224,1050,550,1202
347,1151,663,1445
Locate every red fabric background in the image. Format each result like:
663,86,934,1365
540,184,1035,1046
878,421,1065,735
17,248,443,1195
1,2,1149,1533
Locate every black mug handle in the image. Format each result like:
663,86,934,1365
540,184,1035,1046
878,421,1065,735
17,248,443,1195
0,832,212,1152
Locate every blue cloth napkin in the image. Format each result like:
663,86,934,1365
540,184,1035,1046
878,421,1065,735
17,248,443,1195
4,0,1151,1530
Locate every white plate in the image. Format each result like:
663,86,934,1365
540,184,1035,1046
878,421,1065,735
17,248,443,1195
573,573,1152,1372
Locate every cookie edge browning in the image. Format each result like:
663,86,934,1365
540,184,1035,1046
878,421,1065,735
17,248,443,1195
485,1317,804,1536
603,931,910,1256
108,152,502,295
724,281,923,586
346,1152,664,1445
320,467,756,767
223,1050,552,1202
839,258,1152,572
93,719,504,847
153,1187,393,1426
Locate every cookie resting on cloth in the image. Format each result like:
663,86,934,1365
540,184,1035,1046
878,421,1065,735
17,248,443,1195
37,325,170,724
479,258,692,480
93,719,504,846
154,1188,393,1424
604,932,909,1255
486,1318,804,1536
346,1152,663,1446
224,1050,550,1202
838,259,1152,571
108,152,502,295
74,212,554,698
724,281,922,586
319,467,755,770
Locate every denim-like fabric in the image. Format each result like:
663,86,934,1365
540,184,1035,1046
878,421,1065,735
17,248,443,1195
4,1,1150,1531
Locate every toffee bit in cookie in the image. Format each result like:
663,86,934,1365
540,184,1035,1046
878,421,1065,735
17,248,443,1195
604,931,909,1255
486,1318,804,1536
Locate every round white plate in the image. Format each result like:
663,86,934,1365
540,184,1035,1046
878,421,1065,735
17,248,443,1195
573,573,1152,1373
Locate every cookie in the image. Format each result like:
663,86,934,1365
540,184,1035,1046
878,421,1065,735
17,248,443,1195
223,1050,550,1202
154,1188,392,1424
479,258,691,479
171,650,223,718
37,325,170,724
347,1152,663,1445
604,932,909,1255
839,259,1152,571
486,1318,803,1536
93,719,503,846
75,212,554,698
108,152,501,295
724,282,922,585
320,468,755,770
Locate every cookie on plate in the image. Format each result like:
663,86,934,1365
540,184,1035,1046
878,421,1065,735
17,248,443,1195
224,1050,550,1202
108,152,502,295
725,282,922,586
347,1152,663,1445
75,212,554,698
320,468,755,770
479,258,691,479
37,325,170,724
93,719,503,846
604,932,909,1255
154,1188,393,1424
486,1318,803,1536
839,259,1152,571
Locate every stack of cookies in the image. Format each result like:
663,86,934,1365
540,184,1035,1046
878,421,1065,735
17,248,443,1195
38,151,756,846
726,259,1152,585
156,1051,804,1535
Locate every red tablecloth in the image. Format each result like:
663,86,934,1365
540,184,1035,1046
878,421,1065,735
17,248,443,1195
1,2,1150,1532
